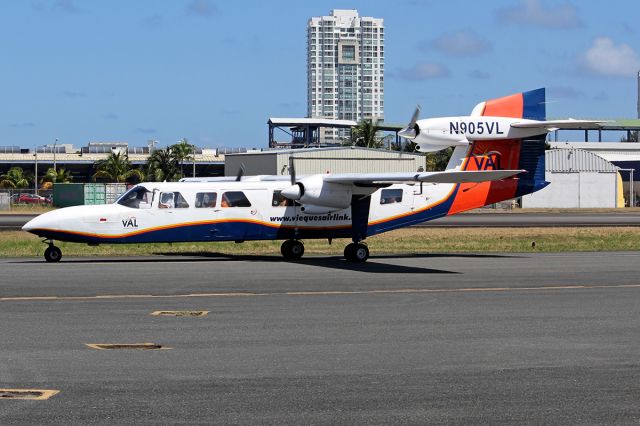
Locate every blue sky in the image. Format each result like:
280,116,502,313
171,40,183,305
1,0,639,149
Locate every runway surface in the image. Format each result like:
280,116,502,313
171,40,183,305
1,252,640,424
3,211,640,230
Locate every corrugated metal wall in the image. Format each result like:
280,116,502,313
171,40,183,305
546,148,618,172
225,148,425,176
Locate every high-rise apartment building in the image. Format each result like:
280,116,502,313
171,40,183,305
307,9,384,143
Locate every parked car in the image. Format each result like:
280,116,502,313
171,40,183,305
14,193,52,205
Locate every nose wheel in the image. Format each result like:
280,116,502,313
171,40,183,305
44,242,62,263
281,239,304,260
344,242,369,263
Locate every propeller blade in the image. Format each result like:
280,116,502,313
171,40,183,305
398,105,421,140
289,156,296,185
235,164,245,181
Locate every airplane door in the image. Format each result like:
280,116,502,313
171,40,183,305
214,189,265,240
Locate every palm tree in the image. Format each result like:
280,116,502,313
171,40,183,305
0,167,33,188
169,138,194,177
93,152,144,183
145,148,180,182
350,119,382,148
42,167,73,184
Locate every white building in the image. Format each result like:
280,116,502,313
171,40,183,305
307,9,384,143
522,149,624,208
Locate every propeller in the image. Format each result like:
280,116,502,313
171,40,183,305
398,105,421,140
289,156,296,185
235,163,245,182
281,156,303,200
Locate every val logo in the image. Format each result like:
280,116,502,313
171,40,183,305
122,217,138,228
472,152,501,170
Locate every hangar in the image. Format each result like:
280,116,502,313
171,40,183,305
521,148,624,208
224,147,426,177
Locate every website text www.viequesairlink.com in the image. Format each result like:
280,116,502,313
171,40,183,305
270,213,351,223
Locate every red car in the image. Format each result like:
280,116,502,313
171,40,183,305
14,193,52,205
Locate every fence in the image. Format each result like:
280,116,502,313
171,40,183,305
0,183,128,210
0,189,54,210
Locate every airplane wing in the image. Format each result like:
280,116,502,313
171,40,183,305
323,169,524,185
511,119,611,131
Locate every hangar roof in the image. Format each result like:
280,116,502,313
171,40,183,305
546,148,618,172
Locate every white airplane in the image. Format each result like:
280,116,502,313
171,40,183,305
22,88,604,263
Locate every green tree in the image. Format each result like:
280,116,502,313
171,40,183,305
0,167,33,188
169,138,194,177
93,152,144,183
42,167,73,184
145,148,180,182
350,119,383,148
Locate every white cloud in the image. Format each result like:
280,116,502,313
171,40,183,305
425,30,492,56
497,0,581,29
397,62,451,81
581,37,640,77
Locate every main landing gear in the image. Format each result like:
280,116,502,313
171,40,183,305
344,242,369,263
281,239,305,260
279,239,370,263
43,240,62,263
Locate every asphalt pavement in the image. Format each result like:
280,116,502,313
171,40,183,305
1,252,639,424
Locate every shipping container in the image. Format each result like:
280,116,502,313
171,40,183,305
105,183,128,204
53,183,85,207
83,183,106,205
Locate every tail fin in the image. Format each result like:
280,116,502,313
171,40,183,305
447,88,548,214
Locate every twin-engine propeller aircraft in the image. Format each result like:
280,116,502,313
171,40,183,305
23,88,605,262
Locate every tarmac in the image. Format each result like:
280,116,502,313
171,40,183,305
1,252,639,424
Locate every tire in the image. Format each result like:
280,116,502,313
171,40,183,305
288,240,304,259
353,243,369,262
281,240,304,260
280,240,293,258
44,246,62,263
344,243,356,261
345,243,369,263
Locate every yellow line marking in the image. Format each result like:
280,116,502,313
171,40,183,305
1,284,640,303
150,310,209,317
85,343,171,350
0,389,60,400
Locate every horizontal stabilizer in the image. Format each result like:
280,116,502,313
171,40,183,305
323,170,524,185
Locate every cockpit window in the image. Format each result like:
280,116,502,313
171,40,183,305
117,186,152,209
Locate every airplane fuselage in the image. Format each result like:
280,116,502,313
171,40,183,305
22,179,458,245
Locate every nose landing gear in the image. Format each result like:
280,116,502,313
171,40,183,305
43,240,62,263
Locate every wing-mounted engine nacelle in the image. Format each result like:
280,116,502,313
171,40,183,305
281,175,352,214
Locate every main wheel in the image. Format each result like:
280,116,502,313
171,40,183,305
44,245,62,263
345,242,369,263
281,240,304,260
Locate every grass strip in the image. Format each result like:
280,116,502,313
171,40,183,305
1,227,639,258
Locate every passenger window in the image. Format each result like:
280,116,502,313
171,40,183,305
159,191,189,209
221,191,251,208
195,192,217,208
380,189,403,205
272,190,293,207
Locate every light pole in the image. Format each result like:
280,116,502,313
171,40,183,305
34,146,38,196
53,138,58,173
